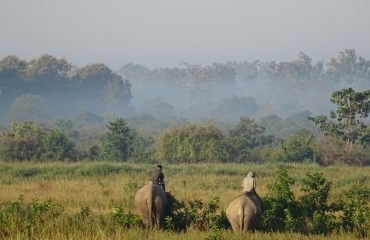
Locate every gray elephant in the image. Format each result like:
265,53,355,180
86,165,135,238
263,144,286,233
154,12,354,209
226,172,263,232
135,182,167,229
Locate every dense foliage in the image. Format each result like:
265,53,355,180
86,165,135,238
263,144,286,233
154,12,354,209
310,88,370,153
0,51,369,165
0,166,368,238
155,124,230,163
0,55,133,120
263,168,370,237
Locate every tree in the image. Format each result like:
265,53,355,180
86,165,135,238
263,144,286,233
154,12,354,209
300,172,333,233
140,97,175,119
263,167,303,232
310,88,370,154
73,111,104,128
42,129,76,161
6,93,49,122
102,77,133,117
74,64,133,115
228,116,275,162
279,132,316,162
210,96,259,122
0,121,45,161
99,118,133,161
0,55,27,116
180,64,210,113
155,123,230,163
326,49,370,81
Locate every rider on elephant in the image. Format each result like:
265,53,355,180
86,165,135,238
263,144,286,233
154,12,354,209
150,164,165,191
242,171,256,192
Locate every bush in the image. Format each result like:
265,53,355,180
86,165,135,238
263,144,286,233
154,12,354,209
0,195,63,238
270,132,317,163
300,172,335,234
340,185,370,238
99,118,134,161
155,124,231,163
107,207,141,228
0,121,45,161
165,192,190,231
42,129,76,161
228,116,276,163
262,167,304,232
165,193,229,232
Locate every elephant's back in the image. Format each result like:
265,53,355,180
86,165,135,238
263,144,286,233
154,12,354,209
226,193,261,216
135,183,152,206
226,195,244,217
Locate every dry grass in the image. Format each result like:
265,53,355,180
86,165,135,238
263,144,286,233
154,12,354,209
0,161,369,239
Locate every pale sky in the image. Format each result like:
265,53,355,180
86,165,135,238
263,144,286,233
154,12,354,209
1,0,370,69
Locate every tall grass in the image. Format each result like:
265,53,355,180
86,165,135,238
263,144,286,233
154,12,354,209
0,161,369,239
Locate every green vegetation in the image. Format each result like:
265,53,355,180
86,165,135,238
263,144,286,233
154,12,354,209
0,122,45,161
271,132,316,163
0,162,369,239
155,123,230,163
0,52,369,239
310,88,370,153
97,118,133,161
42,129,76,161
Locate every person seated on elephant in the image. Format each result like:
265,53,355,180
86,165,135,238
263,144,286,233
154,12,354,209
242,171,264,212
242,171,256,192
150,164,165,191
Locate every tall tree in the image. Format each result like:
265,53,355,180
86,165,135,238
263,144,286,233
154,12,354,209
100,118,133,161
0,55,27,116
310,88,370,153
228,116,275,162
180,64,210,113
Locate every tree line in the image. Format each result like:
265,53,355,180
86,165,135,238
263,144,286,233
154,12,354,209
119,49,370,119
0,88,369,165
1,49,370,123
0,54,133,122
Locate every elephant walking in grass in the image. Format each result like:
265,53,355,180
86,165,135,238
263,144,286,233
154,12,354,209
135,182,167,229
226,172,263,232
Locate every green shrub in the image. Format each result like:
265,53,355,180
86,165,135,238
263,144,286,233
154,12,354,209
165,193,229,232
0,195,63,238
300,172,335,234
270,132,317,163
165,192,190,231
228,116,276,163
99,118,134,161
262,167,305,232
42,129,76,161
107,207,141,228
340,185,370,238
155,123,231,163
0,121,45,161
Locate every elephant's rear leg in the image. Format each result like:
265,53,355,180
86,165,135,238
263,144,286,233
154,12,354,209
230,221,240,232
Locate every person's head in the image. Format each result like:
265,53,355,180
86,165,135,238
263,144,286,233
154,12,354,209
247,171,256,178
157,164,163,170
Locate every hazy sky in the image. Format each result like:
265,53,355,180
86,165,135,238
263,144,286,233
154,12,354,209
1,0,370,69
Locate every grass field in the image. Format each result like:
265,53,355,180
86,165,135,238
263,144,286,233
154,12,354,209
0,161,369,239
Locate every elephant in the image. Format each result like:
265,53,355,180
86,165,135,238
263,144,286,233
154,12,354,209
135,182,167,229
226,173,263,232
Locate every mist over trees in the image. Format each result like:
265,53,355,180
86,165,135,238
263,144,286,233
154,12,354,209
119,49,370,120
1,49,370,125
0,54,133,121
0,49,369,165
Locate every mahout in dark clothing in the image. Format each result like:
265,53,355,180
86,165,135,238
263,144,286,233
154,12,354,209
150,164,165,191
